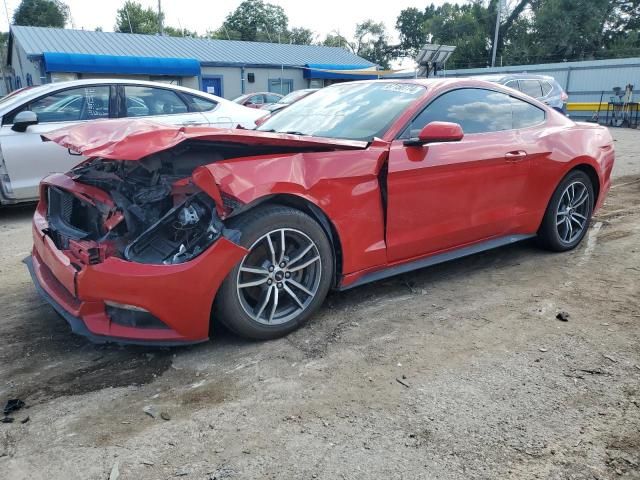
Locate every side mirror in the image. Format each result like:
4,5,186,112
404,121,464,147
12,110,39,132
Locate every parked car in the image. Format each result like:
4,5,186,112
260,89,319,113
476,73,568,113
233,92,283,109
28,79,614,345
0,79,266,205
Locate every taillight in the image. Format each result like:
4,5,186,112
561,91,568,101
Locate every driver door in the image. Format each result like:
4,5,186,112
385,88,532,262
0,85,111,201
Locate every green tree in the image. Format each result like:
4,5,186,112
395,7,428,57
13,0,68,28
395,1,534,69
320,32,350,48
287,27,314,45
221,0,288,42
115,1,197,37
528,0,614,61
395,3,491,68
163,26,198,38
351,20,394,68
115,1,159,34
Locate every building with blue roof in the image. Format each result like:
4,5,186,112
7,26,375,99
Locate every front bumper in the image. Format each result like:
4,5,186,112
29,208,247,346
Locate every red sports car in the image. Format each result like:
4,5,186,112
28,79,614,345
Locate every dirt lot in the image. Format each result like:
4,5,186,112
0,128,639,480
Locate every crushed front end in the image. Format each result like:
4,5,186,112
28,151,247,345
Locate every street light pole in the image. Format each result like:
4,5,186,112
491,0,503,67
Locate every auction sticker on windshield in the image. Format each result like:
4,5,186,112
381,83,424,94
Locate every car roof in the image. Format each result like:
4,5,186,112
323,77,507,90
470,73,557,83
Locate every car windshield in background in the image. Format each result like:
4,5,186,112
257,82,426,141
278,90,311,104
0,84,49,108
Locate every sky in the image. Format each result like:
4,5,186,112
1,0,452,43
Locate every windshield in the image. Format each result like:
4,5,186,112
278,90,312,104
0,84,52,109
257,82,426,141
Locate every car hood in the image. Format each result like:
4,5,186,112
43,119,368,161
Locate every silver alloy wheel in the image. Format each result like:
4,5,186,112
236,228,322,325
555,181,590,244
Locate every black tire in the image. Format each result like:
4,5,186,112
215,205,334,340
537,170,595,252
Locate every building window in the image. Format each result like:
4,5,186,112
268,78,293,95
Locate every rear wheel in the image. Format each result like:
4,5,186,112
538,170,594,251
215,205,333,340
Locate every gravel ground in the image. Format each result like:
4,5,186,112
0,128,638,480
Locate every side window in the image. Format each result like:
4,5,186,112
511,97,545,129
183,94,217,112
248,94,264,105
518,80,543,98
407,88,513,136
5,86,109,124
124,86,188,117
265,94,282,103
541,81,553,96
504,80,519,90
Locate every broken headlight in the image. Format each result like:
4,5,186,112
124,193,224,265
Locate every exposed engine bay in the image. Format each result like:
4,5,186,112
45,142,232,265
44,141,333,266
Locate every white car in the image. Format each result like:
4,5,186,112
0,79,266,204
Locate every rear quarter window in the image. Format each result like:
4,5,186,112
184,94,217,112
518,80,543,99
511,97,545,128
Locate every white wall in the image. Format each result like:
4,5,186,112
10,40,42,88
200,66,308,99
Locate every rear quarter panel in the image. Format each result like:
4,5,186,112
522,122,614,230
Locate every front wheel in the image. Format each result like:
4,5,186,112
538,170,595,252
215,205,334,340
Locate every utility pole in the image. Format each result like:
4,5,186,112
491,0,503,67
158,0,164,35
2,0,12,93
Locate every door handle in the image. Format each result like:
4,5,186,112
505,150,528,161
182,120,206,126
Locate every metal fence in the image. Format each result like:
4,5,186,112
438,57,640,119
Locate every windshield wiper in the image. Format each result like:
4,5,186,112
259,128,309,136
283,130,307,136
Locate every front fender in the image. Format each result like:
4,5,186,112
200,149,389,276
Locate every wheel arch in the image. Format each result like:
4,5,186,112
537,159,600,234
570,162,600,208
226,193,344,288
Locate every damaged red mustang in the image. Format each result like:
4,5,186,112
27,79,615,345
